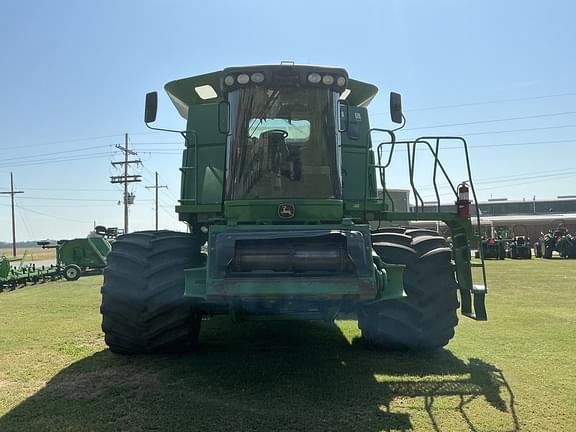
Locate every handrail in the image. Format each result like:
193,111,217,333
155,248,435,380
365,128,397,214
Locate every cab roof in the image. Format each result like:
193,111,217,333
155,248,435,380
164,65,379,119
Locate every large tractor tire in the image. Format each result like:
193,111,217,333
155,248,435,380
358,228,459,350
101,231,203,354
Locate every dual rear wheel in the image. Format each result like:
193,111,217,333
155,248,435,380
101,231,203,354
101,228,459,354
358,227,459,350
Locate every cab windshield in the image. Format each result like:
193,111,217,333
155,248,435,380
226,86,341,200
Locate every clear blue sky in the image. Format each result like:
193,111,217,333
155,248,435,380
1,0,575,241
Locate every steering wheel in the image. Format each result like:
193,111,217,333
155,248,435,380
262,129,288,139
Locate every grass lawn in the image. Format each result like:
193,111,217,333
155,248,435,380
0,260,574,431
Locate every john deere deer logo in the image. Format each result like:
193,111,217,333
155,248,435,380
278,203,295,219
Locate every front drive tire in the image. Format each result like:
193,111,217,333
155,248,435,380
358,228,459,350
101,231,203,354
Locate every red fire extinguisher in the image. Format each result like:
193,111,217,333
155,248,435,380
457,182,471,218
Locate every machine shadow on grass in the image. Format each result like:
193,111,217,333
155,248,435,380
0,319,520,432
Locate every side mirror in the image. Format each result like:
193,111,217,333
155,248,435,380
145,92,158,124
218,101,230,134
390,91,403,124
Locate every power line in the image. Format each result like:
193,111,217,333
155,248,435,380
0,154,110,169
0,173,24,256
401,111,576,132
373,138,576,153
17,197,153,202
372,92,576,115
419,173,576,201
2,134,124,151
141,165,180,202
110,134,142,233
398,124,576,139
2,145,113,163
13,205,92,224
415,166,576,192
22,187,117,192
146,172,168,231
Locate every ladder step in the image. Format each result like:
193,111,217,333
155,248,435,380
472,284,486,294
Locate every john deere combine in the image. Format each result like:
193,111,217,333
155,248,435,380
101,64,487,354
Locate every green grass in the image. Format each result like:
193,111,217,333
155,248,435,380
0,260,575,431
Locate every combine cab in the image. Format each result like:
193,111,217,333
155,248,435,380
101,64,488,354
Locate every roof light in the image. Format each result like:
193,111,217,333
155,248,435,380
336,76,346,87
224,75,235,86
339,89,351,100
322,74,334,85
307,72,322,84
251,72,265,83
194,85,218,100
237,74,250,84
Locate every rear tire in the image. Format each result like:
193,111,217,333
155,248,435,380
101,231,203,354
359,228,459,350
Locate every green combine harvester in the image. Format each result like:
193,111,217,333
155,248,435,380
101,64,488,354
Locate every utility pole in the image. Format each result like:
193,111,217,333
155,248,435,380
110,134,141,233
0,173,24,257
145,172,167,231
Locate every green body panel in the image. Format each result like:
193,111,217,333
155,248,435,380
159,64,486,321
183,223,405,310
0,257,10,279
58,237,111,269
177,103,226,223
341,107,370,201
340,106,380,221
224,199,343,223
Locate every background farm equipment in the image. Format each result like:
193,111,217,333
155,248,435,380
535,225,576,259
508,236,532,259
0,255,60,293
37,225,118,281
477,237,508,260
476,228,510,259
506,226,531,259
